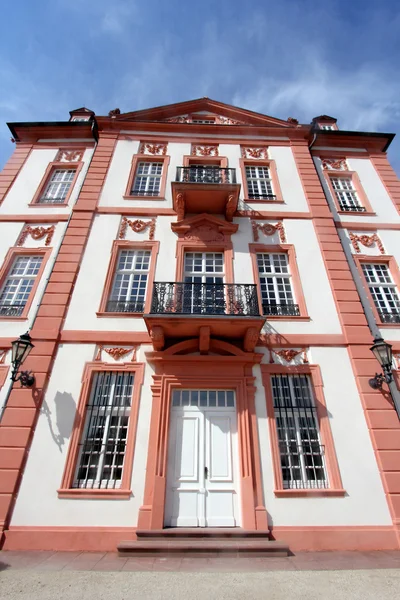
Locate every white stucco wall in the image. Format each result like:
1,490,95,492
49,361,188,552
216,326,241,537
11,342,155,527
255,346,392,526
0,147,93,215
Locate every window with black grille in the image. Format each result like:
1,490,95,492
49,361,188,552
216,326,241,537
73,371,134,489
271,374,328,489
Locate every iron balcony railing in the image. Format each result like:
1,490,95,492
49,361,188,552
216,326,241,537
176,166,237,185
0,304,25,317
38,196,67,204
262,303,300,317
150,282,260,316
106,300,145,313
378,310,400,324
338,203,366,212
248,192,277,200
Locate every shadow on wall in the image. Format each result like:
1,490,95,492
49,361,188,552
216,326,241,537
41,391,78,452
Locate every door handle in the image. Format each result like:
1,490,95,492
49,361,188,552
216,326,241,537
204,466,208,480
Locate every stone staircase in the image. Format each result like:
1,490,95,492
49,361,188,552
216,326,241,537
118,528,290,557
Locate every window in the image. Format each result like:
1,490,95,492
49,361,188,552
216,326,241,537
106,249,151,313
71,116,90,122
0,255,43,317
31,161,83,206
245,165,274,200
192,119,215,124
362,263,400,323
39,168,76,204
131,161,163,197
271,374,327,489
320,125,334,130
256,253,299,316
183,252,225,314
73,370,134,489
330,176,365,212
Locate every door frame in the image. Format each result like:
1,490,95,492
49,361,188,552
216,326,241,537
137,338,268,531
165,397,240,528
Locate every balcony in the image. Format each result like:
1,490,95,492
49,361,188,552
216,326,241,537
172,166,240,221
262,303,300,317
144,282,265,352
378,310,400,324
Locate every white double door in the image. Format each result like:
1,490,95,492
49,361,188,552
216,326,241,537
165,389,240,527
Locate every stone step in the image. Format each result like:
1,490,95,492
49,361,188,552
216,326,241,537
136,528,272,540
118,539,289,558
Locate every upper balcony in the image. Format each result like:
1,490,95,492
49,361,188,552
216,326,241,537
144,281,265,352
172,166,240,221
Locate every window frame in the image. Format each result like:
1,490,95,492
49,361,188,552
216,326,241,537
98,240,159,317
261,363,344,497
0,247,51,321
30,161,83,207
240,158,283,203
325,170,374,215
58,361,144,499
249,243,309,319
354,254,400,328
124,154,170,200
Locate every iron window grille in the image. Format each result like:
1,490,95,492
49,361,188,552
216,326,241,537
330,177,365,212
256,253,298,316
271,374,328,489
106,249,151,313
176,166,236,184
131,161,163,196
73,371,134,489
0,255,43,317
362,263,400,323
245,165,275,200
39,169,76,204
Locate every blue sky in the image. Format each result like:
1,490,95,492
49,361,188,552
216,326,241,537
1,0,400,173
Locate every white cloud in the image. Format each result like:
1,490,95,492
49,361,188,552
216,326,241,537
234,58,400,132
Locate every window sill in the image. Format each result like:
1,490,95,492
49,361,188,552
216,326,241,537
0,316,28,321
57,488,132,499
28,202,69,208
244,198,285,204
337,210,376,217
274,489,346,498
123,195,165,201
263,315,311,321
96,311,145,318
377,322,400,328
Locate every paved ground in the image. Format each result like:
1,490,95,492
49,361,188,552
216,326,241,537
0,551,399,599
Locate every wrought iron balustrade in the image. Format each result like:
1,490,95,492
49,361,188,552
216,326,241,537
106,300,145,313
176,166,236,185
262,303,300,317
378,310,400,324
150,282,260,316
338,203,366,212
248,193,277,200
38,197,66,204
0,304,25,317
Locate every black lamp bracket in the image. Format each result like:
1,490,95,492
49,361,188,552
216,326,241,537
11,370,35,388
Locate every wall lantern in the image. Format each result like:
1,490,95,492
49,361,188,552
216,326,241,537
369,336,393,389
11,332,35,388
